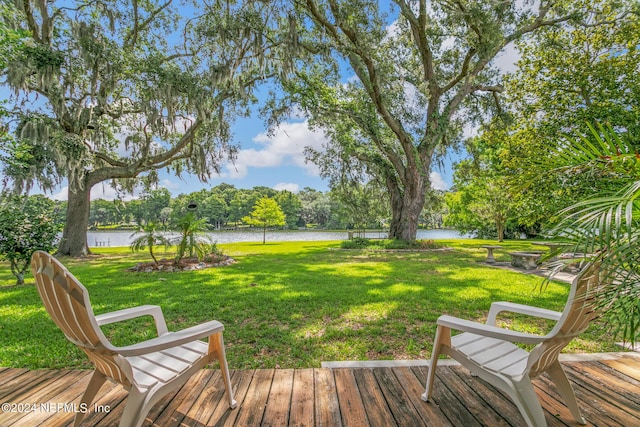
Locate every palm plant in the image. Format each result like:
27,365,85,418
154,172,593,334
541,123,640,345
129,222,172,265
171,212,212,263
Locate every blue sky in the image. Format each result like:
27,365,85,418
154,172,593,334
82,109,457,202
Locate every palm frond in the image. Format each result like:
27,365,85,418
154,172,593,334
543,123,640,345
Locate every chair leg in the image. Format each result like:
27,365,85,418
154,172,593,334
119,388,152,427
422,326,447,402
74,370,107,427
209,332,237,409
510,377,547,427
546,361,586,424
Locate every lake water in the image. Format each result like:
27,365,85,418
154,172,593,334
88,229,467,247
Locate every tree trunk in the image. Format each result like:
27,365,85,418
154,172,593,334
10,260,27,286
387,172,427,241
496,212,506,242
57,184,91,257
497,222,505,242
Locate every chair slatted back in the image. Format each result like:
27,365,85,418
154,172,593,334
528,262,605,377
31,251,132,387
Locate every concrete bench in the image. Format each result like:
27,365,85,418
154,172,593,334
509,252,543,270
558,253,590,273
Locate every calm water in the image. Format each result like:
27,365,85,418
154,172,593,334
88,229,467,247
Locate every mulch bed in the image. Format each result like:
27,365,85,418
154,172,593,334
127,254,236,272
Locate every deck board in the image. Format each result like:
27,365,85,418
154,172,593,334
373,367,423,426
289,369,314,426
314,368,342,427
334,368,368,426
262,368,294,427
352,368,397,427
0,353,639,426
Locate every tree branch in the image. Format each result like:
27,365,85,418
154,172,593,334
21,0,42,43
396,0,439,96
123,0,173,49
441,48,477,93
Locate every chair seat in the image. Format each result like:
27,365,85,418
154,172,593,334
127,339,210,389
451,332,529,378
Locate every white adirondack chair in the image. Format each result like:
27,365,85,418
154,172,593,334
422,262,606,427
31,251,237,427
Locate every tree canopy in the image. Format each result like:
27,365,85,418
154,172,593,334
0,0,292,256
445,0,639,237
243,197,287,243
274,0,578,241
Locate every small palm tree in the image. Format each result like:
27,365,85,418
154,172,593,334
541,123,640,345
130,222,171,265
172,212,212,263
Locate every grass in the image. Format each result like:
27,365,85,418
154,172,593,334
0,239,622,370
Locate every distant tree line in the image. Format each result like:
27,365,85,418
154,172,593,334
64,183,446,232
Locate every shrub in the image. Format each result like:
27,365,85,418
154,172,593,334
340,238,443,250
340,237,373,249
0,195,61,285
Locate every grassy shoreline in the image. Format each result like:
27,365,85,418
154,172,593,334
0,240,622,370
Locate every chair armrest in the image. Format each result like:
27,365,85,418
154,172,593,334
437,315,547,345
95,305,168,335
113,320,225,356
486,302,562,326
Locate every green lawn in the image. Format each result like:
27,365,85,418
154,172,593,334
0,239,622,370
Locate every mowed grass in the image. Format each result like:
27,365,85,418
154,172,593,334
0,239,622,370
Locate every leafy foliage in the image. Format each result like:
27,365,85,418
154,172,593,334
1,0,292,256
243,197,286,243
445,132,518,240
340,238,444,250
0,195,60,285
498,0,640,229
330,180,389,232
541,124,640,344
277,0,577,241
129,222,171,265
171,212,212,263
505,0,640,141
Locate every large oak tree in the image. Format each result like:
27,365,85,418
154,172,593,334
1,0,290,256
280,0,577,241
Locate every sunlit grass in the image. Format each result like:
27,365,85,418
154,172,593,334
0,239,623,370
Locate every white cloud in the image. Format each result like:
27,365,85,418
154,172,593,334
385,20,401,39
430,171,449,191
160,179,182,192
223,120,327,178
50,187,68,201
273,182,300,193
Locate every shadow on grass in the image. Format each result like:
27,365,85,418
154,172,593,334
0,240,618,370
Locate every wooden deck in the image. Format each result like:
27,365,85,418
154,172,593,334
1,353,639,426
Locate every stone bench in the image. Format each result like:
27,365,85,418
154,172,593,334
509,252,543,270
558,253,590,273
